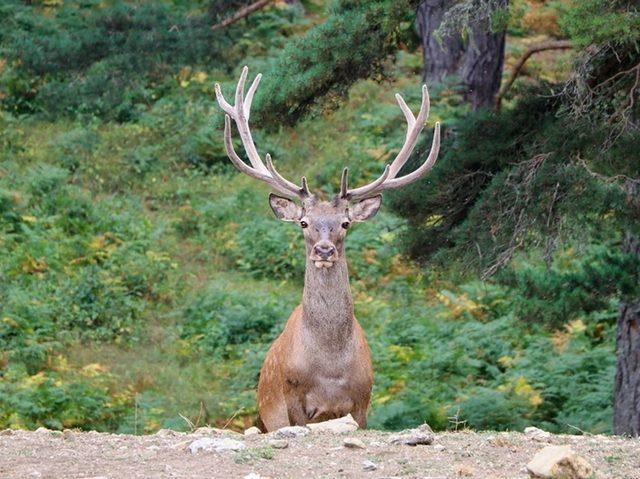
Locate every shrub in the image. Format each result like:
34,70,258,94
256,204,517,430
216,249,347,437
180,281,295,358
0,362,134,431
234,217,305,280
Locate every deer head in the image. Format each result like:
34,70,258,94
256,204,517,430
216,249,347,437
215,67,441,270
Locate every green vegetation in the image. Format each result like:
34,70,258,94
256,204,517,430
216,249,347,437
1,0,638,435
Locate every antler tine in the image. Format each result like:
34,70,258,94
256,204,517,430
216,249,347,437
382,122,440,190
244,73,262,119
344,164,391,201
342,84,439,200
388,84,430,178
301,176,310,197
340,167,349,199
215,66,312,200
265,154,310,198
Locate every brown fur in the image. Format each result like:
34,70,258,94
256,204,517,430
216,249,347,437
256,198,378,432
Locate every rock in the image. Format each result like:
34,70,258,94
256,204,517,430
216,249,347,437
193,426,241,437
244,426,261,436
526,445,594,479
433,444,446,452
362,460,378,472
274,426,310,438
524,426,552,443
0,429,14,436
389,424,434,446
268,439,289,449
188,437,246,454
307,414,359,434
455,464,475,476
34,427,49,434
155,428,181,437
170,440,191,450
343,437,366,449
49,430,63,438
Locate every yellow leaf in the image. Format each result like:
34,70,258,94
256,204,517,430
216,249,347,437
497,355,513,368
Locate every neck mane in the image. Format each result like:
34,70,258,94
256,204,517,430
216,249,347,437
301,246,354,349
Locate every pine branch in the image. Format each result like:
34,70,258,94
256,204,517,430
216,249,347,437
211,0,273,31
495,40,573,111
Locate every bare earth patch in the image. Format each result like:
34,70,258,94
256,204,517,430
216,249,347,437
1,427,638,479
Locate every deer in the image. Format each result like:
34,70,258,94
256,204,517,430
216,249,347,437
214,67,441,432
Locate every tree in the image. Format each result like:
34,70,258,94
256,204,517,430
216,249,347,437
416,0,509,109
417,0,464,83
614,192,640,437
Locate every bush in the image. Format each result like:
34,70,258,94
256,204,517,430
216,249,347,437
234,217,305,280
181,281,296,358
0,362,134,431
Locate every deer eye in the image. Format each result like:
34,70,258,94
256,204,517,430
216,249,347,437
341,221,350,230
300,220,308,229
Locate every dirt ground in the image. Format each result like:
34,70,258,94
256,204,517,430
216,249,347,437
1,426,638,479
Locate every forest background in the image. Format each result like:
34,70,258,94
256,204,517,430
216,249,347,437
0,0,639,436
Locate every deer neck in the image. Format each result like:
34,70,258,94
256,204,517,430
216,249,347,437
301,248,354,348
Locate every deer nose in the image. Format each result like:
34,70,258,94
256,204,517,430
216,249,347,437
314,244,335,260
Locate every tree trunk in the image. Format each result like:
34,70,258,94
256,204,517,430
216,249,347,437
417,0,464,83
460,2,507,110
614,232,640,437
416,0,508,110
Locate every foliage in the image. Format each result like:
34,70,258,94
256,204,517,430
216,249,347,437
180,282,295,358
0,0,638,436
0,0,299,120
558,0,640,47
0,361,133,431
368,273,619,434
254,0,421,127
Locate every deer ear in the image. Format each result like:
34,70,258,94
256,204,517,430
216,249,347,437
269,193,303,222
350,195,382,222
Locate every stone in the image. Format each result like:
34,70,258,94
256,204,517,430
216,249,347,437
34,427,49,434
188,437,246,454
274,425,310,438
362,460,378,472
389,424,434,446
268,439,289,449
524,426,552,443
0,429,14,436
307,414,359,434
155,428,181,437
455,464,475,477
526,445,594,479
193,426,241,436
244,426,261,436
343,437,366,449
170,440,191,450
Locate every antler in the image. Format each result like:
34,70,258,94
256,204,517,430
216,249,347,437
341,85,441,201
215,66,311,199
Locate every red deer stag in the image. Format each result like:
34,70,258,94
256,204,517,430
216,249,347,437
215,67,441,432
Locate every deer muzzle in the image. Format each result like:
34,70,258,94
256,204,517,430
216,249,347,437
311,241,337,268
